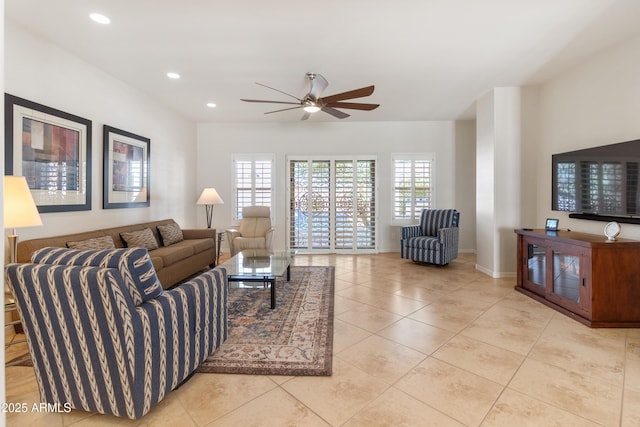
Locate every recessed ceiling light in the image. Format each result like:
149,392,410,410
206,102,217,108
89,13,111,25
166,72,180,80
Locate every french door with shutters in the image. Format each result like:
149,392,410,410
288,157,376,253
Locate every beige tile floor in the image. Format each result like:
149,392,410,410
5,252,640,426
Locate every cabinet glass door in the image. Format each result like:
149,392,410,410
551,251,581,304
525,243,546,294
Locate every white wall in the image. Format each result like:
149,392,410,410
454,120,477,252
536,32,640,239
4,21,198,247
520,86,540,229
197,120,476,253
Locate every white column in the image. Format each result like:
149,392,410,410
475,87,522,277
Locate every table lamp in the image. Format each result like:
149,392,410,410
4,176,43,263
196,188,224,228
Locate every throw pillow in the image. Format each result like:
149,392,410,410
157,222,184,246
66,236,116,250
120,228,159,251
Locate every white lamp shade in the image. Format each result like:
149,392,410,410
4,176,43,229
196,188,224,205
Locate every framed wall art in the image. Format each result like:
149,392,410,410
4,93,92,212
103,125,150,209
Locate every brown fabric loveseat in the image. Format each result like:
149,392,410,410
16,219,216,289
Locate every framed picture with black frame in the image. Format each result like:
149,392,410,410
103,125,150,209
4,94,92,213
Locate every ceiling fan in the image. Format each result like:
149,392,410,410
240,72,379,120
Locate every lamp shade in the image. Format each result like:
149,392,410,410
4,176,43,229
196,188,224,205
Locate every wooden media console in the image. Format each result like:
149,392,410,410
515,228,640,327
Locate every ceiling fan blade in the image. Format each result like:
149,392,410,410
301,112,311,121
308,73,328,100
324,102,379,111
264,105,304,114
241,99,301,105
255,82,302,101
321,106,350,119
320,85,375,104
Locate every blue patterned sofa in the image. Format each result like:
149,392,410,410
4,247,228,419
400,209,460,265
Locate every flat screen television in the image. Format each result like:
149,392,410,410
552,139,640,218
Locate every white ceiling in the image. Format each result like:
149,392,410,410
6,0,640,123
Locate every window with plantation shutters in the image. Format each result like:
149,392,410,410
233,155,274,220
288,156,376,252
392,154,434,224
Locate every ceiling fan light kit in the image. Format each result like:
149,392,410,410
241,72,379,120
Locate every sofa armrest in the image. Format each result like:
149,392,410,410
401,225,422,239
5,263,143,418
226,229,240,238
438,227,460,261
182,228,216,240
437,227,458,244
182,229,217,262
134,267,228,411
226,229,241,255
265,228,275,250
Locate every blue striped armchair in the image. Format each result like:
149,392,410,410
5,247,228,419
401,209,460,265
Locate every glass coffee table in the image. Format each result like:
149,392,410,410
219,249,291,309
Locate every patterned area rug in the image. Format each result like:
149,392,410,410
197,266,335,376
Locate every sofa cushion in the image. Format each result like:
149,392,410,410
31,247,163,305
177,238,214,254
152,245,194,266
233,236,267,252
157,222,184,246
67,236,116,250
408,236,442,250
120,228,159,251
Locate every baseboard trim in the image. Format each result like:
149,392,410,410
475,264,516,278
